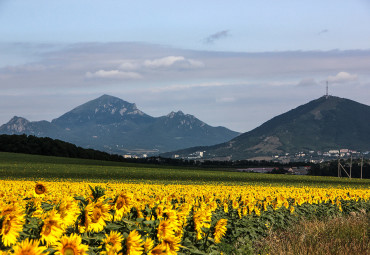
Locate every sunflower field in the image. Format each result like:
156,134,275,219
0,179,369,254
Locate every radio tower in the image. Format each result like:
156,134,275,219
326,81,329,99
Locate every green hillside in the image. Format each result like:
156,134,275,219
167,96,370,160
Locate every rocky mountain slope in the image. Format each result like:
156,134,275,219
0,95,239,155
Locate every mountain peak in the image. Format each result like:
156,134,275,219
9,116,29,123
96,94,123,102
52,95,151,126
0,116,30,133
167,111,185,118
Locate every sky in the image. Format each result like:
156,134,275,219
0,0,370,132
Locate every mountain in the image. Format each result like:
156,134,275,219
163,96,370,160
0,95,239,155
52,94,154,127
131,111,238,151
1,116,64,138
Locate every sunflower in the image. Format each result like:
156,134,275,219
143,237,154,254
193,209,212,240
232,200,239,209
34,182,47,195
162,209,181,233
0,203,23,217
114,192,132,221
58,197,80,228
125,230,143,255
223,203,229,213
84,198,112,232
161,235,182,255
157,219,175,241
214,219,227,244
1,213,24,247
100,249,121,255
12,238,45,255
149,243,167,255
40,209,64,246
102,231,123,252
254,207,261,216
55,234,89,255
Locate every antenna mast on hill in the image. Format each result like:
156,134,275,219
326,81,329,99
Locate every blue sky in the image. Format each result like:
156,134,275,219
2,0,370,51
0,0,370,132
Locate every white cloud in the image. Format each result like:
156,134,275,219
143,56,204,69
186,59,204,68
144,56,184,68
297,78,318,87
85,70,142,79
327,72,358,84
119,61,140,70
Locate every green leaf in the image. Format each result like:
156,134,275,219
121,219,136,225
189,248,207,255
105,222,122,231
41,202,54,211
201,227,210,233
143,220,155,225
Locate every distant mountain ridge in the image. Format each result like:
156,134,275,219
0,95,239,155
163,96,370,160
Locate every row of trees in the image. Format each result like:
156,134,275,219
309,159,369,179
0,134,123,161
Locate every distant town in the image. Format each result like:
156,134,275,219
158,148,369,164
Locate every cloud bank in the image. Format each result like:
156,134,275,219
0,42,369,132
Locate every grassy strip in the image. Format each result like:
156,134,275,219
255,212,370,255
1,152,370,187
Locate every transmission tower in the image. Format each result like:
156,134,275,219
326,81,329,99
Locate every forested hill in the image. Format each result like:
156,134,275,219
0,134,304,168
0,134,124,162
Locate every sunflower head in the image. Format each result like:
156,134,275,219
35,182,47,195
161,235,182,253
103,231,123,252
1,213,24,247
150,243,167,255
85,199,112,232
12,238,46,255
56,234,89,255
40,209,64,246
126,230,143,255
143,237,154,253
214,219,228,244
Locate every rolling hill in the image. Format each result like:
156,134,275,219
163,96,370,160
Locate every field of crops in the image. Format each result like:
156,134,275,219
0,152,369,254
0,180,369,254
1,152,369,187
